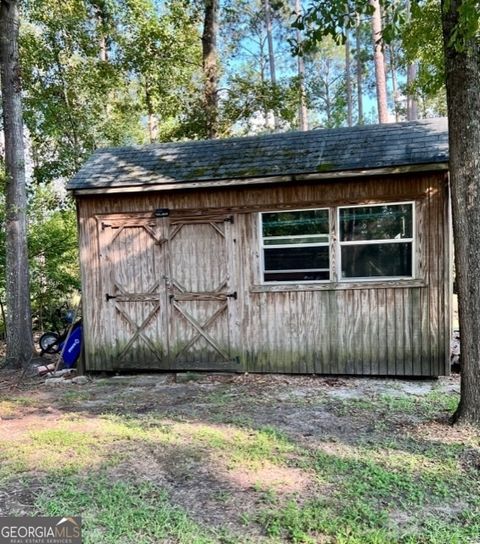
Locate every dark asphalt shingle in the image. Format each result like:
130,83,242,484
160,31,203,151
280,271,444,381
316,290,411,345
68,118,448,190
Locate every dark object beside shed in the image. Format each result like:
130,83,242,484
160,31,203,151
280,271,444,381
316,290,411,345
69,118,451,376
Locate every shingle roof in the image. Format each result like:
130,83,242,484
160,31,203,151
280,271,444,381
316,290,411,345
68,118,449,191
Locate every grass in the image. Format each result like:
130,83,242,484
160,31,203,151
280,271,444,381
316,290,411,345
188,424,295,469
257,443,480,543
1,378,479,543
331,390,460,419
254,394,480,543
0,395,38,417
38,476,219,544
0,416,175,477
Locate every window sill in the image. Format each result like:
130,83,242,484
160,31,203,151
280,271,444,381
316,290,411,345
250,279,427,293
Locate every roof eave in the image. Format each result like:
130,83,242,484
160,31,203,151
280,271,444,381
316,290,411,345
69,161,449,196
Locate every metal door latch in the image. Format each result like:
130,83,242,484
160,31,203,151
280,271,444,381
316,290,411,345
105,293,117,301
226,291,237,300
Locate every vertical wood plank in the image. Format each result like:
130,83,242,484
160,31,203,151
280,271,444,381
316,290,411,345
77,172,449,376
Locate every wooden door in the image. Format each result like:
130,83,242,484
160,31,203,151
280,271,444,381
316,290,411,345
167,216,237,370
99,214,169,369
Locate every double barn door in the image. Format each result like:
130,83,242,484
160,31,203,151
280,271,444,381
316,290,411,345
99,213,237,370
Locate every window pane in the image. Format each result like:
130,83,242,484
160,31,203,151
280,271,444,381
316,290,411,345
264,235,329,245
263,209,329,237
264,246,330,271
265,271,330,282
341,243,412,278
340,204,413,241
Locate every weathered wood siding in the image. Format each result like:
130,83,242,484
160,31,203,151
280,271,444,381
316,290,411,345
77,172,451,376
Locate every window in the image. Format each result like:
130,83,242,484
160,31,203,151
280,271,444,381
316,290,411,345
260,209,330,282
338,203,414,279
259,202,416,284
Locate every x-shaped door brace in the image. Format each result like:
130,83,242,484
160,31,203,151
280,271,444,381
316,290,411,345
109,223,167,246
168,220,225,243
170,278,230,361
113,281,164,364
171,301,230,361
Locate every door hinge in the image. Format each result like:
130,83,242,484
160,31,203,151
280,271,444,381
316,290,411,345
224,215,234,224
105,293,117,301
227,291,237,300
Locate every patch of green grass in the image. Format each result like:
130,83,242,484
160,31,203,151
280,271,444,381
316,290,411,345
179,372,202,383
0,415,174,477
399,512,480,544
60,390,92,404
37,476,218,544
211,414,255,428
256,435,480,543
189,424,295,469
258,497,394,544
332,391,460,421
258,493,480,544
1,428,101,476
0,395,38,417
204,389,233,407
377,391,459,418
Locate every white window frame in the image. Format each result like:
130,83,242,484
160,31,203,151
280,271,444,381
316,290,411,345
337,201,416,282
259,208,331,284
258,201,417,285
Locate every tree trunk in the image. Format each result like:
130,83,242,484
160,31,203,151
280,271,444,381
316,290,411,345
91,0,109,62
0,0,35,368
264,0,279,130
202,0,219,139
0,298,6,340
406,0,418,120
258,40,270,129
145,86,158,143
325,81,332,126
370,0,388,123
406,63,418,120
389,44,400,122
355,13,364,125
442,0,480,425
295,0,308,131
98,23,108,63
345,29,353,127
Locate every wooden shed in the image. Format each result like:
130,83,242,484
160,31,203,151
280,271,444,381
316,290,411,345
68,118,451,376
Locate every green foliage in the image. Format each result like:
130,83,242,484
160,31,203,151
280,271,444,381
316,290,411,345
20,0,203,185
115,0,203,140
402,1,445,97
447,0,480,49
221,73,299,134
0,182,79,332
295,0,479,116
21,0,137,183
27,184,80,329
305,37,349,128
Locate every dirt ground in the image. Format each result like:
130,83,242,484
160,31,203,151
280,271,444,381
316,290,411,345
0,370,478,543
